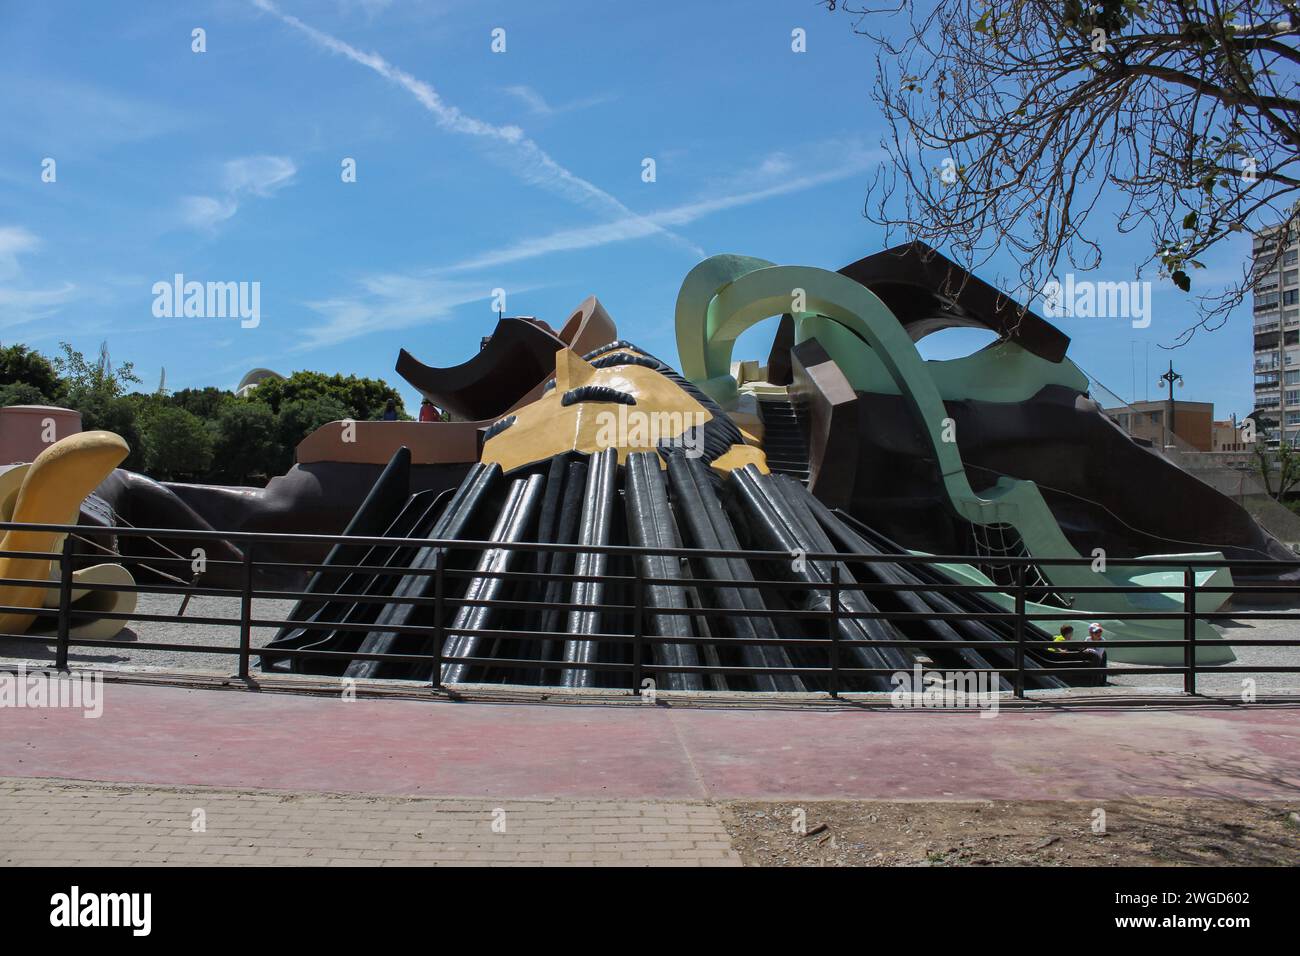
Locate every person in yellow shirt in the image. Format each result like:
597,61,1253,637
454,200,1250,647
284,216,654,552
1049,624,1075,651
1048,623,1108,685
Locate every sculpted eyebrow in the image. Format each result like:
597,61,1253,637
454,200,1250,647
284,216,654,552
560,385,638,407
484,415,516,439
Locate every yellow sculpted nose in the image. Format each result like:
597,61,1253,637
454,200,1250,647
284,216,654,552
0,431,129,635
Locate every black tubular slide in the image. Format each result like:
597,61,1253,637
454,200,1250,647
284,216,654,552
826,505,1068,687
730,465,905,690
261,487,446,674
438,472,547,684
260,447,412,669
535,456,589,682
502,454,574,682
764,472,1007,685
624,452,705,692
268,442,1082,689
665,455,805,692
561,448,619,688
345,462,501,680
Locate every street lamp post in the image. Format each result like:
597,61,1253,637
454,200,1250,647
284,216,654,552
1158,360,1184,448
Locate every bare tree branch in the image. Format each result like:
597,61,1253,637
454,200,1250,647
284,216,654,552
827,0,1300,344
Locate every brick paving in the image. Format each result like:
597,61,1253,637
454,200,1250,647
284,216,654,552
3,680,1296,866
0,777,741,867
5,681,1298,802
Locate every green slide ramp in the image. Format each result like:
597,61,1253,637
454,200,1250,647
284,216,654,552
675,255,1233,665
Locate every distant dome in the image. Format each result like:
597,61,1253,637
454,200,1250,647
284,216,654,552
235,367,284,398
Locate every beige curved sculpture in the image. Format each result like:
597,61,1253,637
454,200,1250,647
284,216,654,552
36,562,138,641
0,464,31,519
0,431,130,636
557,295,619,356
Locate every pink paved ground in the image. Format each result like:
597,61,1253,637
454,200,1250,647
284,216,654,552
4,683,1298,801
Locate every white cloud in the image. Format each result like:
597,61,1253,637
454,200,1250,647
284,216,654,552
0,226,39,281
753,153,796,179
339,0,393,15
502,85,552,115
501,85,616,117
182,155,297,231
0,284,78,328
0,76,190,156
249,0,699,257
180,196,239,231
222,155,298,196
0,226,77,328
289,146,880,350
445,148,882,273
299,273,534,349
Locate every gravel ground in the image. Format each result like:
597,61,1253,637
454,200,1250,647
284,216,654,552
722,799,1300,866
0,594,1296,697
0,593,296,674
1103,603,1300,697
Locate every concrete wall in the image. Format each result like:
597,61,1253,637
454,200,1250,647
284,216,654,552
295,419,482,465
0,405,82,464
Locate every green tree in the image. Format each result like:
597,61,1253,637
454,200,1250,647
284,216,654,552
78,397,145,471
140,406,213,480
276,395,353,465
170,386,233,421
1254,441,1300,501
0,382,51,407
250,370,407,421
52,342,145,469
210,400,280,484
0,344,65,404
52,341,141,403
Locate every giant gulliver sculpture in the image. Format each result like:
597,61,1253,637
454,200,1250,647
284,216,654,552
82,244,1295,686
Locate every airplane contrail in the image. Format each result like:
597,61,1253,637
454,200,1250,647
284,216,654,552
249,0,703,257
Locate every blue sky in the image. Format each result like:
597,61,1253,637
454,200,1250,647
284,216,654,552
0,0,1262,417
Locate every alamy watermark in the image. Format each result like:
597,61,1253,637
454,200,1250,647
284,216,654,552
50,886,150,936
1040,273,1151,329
890,663,999,717
0,665,103,718
592,407,708,459
152,273,260,328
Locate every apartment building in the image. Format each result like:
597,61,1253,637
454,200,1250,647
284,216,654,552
1251,225,1300,445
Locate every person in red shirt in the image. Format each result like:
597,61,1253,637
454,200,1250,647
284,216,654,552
418,399,440,422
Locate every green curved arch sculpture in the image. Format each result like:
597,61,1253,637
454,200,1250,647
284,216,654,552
674,254,1232,663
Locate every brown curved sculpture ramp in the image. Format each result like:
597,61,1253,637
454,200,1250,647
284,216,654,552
837,241,1071,363
396,317,566,422
397,300,620,423
557,295,618,357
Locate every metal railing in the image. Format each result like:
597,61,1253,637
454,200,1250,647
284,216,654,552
1,521,1299,701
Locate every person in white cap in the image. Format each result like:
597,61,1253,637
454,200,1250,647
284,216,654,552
1081,623,1107,685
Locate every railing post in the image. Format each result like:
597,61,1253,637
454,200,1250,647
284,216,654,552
1183,565,1196,696
55,534,74,672
1013,563,1026,699
829,564,841,699
237,543,253,681
632,560,645,695
431,548,445,690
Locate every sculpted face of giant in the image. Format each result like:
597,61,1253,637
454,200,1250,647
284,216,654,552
480,344,768,475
